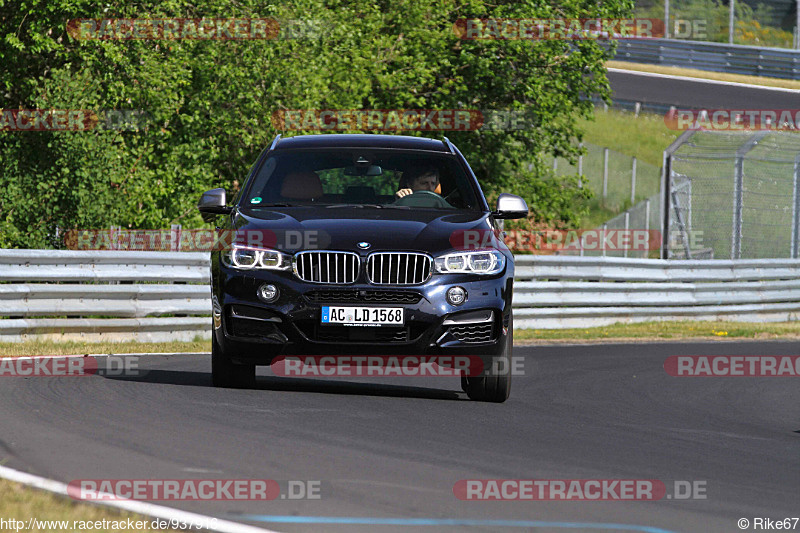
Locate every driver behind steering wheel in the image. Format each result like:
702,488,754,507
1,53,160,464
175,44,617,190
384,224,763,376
395,167,441,199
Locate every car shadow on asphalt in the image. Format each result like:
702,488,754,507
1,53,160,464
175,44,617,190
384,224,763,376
103,370,464,401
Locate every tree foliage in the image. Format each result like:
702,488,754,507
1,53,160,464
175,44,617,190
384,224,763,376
0,0,632,248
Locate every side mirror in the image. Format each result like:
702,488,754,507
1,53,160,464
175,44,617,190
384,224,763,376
198,188,232,223
493,193,528,219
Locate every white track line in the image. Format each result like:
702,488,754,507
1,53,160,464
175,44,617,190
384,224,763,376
608,67,800,93
0,465,283,533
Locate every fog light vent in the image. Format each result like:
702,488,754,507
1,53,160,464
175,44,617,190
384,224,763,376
446,286,467,306
257,284,279,303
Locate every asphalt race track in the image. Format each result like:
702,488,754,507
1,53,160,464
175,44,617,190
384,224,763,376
1,341,798,533
608,68,800,109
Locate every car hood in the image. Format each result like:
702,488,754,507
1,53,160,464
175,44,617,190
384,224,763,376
232,206,499,253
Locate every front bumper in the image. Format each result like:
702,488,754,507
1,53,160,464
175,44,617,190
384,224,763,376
212,259,513,364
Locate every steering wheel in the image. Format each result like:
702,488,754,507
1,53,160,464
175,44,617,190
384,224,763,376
410,190,441,198
394,189,451,208
442,189,458,202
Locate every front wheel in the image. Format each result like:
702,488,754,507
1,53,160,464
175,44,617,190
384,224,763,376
464,315,512,403
211,334,256,389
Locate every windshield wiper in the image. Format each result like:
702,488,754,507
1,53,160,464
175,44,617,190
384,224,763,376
250,203,295,207
324,203,388,209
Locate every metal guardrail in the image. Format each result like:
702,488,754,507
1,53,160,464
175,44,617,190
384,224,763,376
614,38,800,80
1,250,799,340
513,255,800,328
0,250,211,342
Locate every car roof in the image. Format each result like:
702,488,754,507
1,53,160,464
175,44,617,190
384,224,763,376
271,134,451,152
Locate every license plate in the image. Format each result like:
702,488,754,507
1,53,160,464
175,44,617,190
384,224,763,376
321,306,404,326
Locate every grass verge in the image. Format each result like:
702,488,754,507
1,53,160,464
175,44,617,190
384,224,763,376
0,340,210,357
570,108,677,227
0,478,172,532
606,60,800,90
577,108,679,168
516,320,800,343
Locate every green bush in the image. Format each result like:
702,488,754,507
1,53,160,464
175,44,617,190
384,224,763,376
0,0,635,247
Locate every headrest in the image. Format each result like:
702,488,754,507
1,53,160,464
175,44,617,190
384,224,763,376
344,186,376,202
281,171,323,200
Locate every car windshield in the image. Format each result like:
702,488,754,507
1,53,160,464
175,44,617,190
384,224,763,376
243,149,482,211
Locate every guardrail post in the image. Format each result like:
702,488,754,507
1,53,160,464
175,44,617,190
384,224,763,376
795,7,800,49
661,151,669,259
602,148,609,203
578,142,583,188
109,226,120,251
624,212,630,258
171,224,182,252
792,154,800,258
631,156,637,204
671,191,692,259
602,223,607,257
645,199,652,257
732,156,744,259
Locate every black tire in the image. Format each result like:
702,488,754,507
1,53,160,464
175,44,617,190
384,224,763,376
464,315,512,403
211,334,256,389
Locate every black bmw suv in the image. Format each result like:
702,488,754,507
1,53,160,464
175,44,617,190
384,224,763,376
198,134,528,402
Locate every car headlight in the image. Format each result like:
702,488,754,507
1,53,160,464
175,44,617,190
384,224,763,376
434,250,505,275
222,245,292,270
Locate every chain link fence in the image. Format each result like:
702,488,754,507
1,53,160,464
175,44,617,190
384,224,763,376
666,130,800,259
633,0,797,47
555,193,661,258
547,141,662,212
